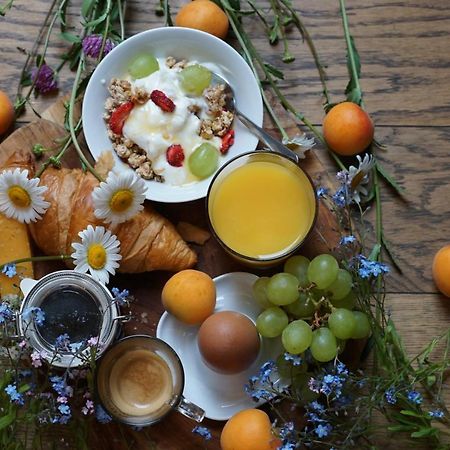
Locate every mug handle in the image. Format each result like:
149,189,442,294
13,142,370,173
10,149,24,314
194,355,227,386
176,395,205,422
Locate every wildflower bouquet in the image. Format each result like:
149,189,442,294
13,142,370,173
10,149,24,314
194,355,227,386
0,0,449,449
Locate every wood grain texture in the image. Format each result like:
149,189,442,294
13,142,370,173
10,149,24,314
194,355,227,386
1,0,450,126
1,0,450,449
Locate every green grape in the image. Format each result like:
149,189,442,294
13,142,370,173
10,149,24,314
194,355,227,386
351,311,371,339
331,290,357,309
276,353,307,378
327,269,353,300
283,255,310,288
188,143,218,179
179,64,212,96
310,327,337,362
328,308,356,340
281,320,312,354
256,307,288,338
128,54,159,79
307,254,339,289
266,273,299,306
252,277,273,309
284,292,315,318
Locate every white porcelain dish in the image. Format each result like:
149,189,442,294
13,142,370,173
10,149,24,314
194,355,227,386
156,272,283,421
82,27,263,203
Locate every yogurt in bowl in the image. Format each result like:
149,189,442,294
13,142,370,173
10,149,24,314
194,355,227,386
82,27,263,203
104,56,232,186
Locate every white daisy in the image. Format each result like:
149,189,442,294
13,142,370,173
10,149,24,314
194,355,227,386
0,168,50,223
92,171,146,225
348,153,376,203
71,225,122,285
282,134,316,159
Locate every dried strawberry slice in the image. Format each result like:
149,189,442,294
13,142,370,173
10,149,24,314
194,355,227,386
220,129,235,154
109,101,134,135
166,144,185,167
150,90,176,112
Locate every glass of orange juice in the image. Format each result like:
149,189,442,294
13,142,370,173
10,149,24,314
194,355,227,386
206,151,317,267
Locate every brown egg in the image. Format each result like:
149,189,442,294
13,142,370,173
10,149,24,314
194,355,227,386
197,311,260,374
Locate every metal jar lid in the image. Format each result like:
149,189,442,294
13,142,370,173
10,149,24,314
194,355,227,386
18,270,122,368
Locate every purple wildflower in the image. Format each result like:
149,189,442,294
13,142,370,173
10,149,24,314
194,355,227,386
5,384,24,406
385,387,397,405
111,287,130,305
82,34,114,58
429,409,444,419
339,235,356,246
31,64,58,94
407,390,423,405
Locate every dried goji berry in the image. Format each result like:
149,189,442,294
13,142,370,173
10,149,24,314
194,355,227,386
150,90,176,112
166,144,185,167
109,101,134,135
220,129,235,154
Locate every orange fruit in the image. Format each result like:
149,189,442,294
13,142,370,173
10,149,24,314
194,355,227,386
220,408,281,450
0,90,14,135
175,0,229,40
161,269,216,324
323,101,374,156
432,245,450,297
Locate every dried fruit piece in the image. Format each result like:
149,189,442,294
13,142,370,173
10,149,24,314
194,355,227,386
220,129,235,154
109,101,134,135
150,90,176,112
166,144,185,167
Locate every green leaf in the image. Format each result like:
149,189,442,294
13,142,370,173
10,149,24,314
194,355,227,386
376,161,405,195
83,12,107,27
400,409,424,418
368,243,381,261
60,32,81,44
0,410,16,431
388,424,415,432
263,63,284,80
81,0,95,18
228,0,241,11
411,427,438,438
344,35,362,105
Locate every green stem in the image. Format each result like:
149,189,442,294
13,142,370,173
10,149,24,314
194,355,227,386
118,0,126,41
278,0,331,105
339,0,363,105
67,54,102,181
0,254,71,271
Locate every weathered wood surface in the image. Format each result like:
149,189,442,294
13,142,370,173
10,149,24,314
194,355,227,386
1,0,450,449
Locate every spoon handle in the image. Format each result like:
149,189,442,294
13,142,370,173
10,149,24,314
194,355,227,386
236,110,300,164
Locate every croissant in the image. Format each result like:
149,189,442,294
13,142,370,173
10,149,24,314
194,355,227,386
0,121,197,273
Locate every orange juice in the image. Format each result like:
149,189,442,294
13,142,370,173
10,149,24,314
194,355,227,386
208,159,316,260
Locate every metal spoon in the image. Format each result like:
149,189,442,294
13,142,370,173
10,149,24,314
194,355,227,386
211,73,300,165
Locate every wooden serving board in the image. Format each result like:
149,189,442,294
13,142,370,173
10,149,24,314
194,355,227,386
0,98,340,449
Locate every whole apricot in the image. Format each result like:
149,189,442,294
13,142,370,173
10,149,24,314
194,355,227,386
0,90,14,135
175,0,229,40
432,245,450,297
161,269,216,324
323,101,374,156
220,408,281,450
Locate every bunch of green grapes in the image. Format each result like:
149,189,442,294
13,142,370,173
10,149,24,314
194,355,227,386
253,254,371,363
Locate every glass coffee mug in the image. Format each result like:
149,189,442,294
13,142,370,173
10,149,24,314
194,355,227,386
96,335,205,426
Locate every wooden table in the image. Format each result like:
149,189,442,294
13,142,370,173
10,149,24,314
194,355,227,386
1,1,450,448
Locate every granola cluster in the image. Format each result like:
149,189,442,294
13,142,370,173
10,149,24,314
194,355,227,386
104,56,235,183
104,78,163,181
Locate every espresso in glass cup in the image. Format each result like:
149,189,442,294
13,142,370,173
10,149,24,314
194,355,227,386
96,335,204,426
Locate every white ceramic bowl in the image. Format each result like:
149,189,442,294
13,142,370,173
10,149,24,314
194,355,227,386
82,27,263,203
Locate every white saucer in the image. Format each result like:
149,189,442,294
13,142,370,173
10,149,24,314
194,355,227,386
156,272,283,421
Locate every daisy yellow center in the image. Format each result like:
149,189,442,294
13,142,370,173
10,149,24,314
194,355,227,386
109,189,134,213
350,171,365,190
87,244,107,270
7,185,31,208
